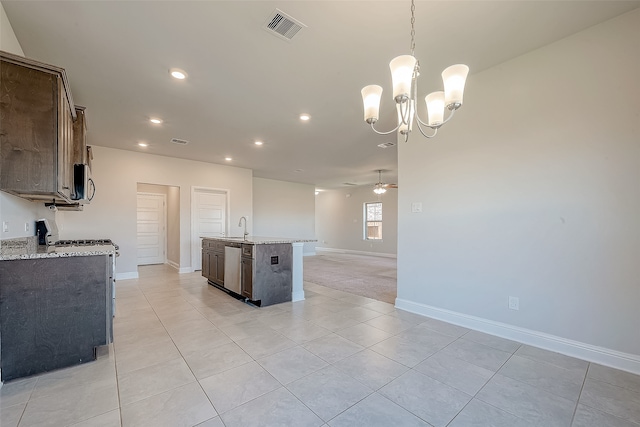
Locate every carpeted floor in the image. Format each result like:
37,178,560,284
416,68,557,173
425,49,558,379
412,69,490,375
303,252,397,304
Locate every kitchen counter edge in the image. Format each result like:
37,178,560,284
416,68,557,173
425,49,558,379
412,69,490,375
0,245,116,261
201,236,316,245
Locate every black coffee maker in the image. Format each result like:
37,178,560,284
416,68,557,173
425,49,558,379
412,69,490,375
35,219,59,246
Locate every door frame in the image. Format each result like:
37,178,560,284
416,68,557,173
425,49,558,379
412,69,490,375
136,191,167,266
191,186,230,272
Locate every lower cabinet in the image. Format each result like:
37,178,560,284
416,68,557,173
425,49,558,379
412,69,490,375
0,255,112,381
202,240,224,286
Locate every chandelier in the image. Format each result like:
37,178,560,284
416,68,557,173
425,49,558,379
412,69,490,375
360,0,469,142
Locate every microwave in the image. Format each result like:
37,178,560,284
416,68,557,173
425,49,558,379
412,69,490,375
72,163,95,203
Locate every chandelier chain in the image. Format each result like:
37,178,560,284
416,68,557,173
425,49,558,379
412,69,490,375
410,0,416,56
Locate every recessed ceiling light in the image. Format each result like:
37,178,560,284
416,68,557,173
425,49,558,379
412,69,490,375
315,191,319,195
149,118,162,124
254,141,263,146
225,157,232,161
299,114,310,121
169,68,187,80
138,142,148,147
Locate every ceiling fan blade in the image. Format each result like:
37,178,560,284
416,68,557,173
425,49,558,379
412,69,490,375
383,183,398,188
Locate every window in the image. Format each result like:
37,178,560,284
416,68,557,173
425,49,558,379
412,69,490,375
364,202,382,240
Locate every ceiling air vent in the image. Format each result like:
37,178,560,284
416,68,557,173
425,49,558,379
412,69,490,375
263,9,306,41
377,142,396,148
343,182,358,186
170,138,189,145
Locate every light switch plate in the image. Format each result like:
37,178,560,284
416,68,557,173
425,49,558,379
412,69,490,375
411,203,423,213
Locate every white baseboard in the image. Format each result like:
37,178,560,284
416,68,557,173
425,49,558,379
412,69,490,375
116,271,139,280
292,290,306,302
166,261,192,274
315,247,397,259
395,298,640,375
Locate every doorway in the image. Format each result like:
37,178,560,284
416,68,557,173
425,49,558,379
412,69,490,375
191,187,228,271
136,192,166,265
136,183,181,269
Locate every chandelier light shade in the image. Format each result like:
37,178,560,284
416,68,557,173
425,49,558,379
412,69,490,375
360,0,469,141
361,85,383,123
390,55,417,101
425,91,445,126
442,64,470,107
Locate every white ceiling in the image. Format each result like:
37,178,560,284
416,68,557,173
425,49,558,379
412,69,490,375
3,1,639,189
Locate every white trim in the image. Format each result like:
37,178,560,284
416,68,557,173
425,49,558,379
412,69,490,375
116,271,139,280
303,251,316,257
292,290,306,302
395,298,640,375
316,247,397,259
167,262,192,274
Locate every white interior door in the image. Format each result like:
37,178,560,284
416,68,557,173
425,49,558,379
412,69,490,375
137,193,166,265
192,188,227,271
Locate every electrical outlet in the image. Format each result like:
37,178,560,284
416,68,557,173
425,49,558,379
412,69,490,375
2,221,8,233
508,296,520,311
25,222,30,232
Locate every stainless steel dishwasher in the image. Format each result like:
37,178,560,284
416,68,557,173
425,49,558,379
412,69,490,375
223,242,242,294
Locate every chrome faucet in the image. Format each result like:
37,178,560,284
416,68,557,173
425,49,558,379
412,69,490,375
238,216,248,240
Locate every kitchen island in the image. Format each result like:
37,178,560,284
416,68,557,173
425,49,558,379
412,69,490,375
0,237,114,382
201,236,314,307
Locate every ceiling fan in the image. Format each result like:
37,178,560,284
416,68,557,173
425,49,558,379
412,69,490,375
373,170,397,194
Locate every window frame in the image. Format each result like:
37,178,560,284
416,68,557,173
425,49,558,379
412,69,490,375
363,201,383,241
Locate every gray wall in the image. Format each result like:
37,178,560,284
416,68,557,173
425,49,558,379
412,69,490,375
252,177,316,254
315,185,397,256
397,9,640,370
60,146,253,278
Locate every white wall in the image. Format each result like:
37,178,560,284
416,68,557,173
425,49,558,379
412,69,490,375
315,185,397,256
136,183,180,267
252,178,316,254
0,2,55,239
60,146,253,277
397,9,640,372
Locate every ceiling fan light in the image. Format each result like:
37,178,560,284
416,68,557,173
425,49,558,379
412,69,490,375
425,91,445,126
442,64,469,108
389,55,417,102
373,185,386,195
361,85,383,123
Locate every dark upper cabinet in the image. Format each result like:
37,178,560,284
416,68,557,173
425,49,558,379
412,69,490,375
0,50,78,204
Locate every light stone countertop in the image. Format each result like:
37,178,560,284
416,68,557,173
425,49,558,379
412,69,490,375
201,236,316,245
0,244,116,261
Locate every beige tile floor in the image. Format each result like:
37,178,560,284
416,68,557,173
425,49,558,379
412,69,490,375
1,263,640,427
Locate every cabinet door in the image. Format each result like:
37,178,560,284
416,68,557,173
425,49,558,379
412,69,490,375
215,253,225,284
241,258,253,298
202,250,210,279
0,61,57,194
57,78,74,201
